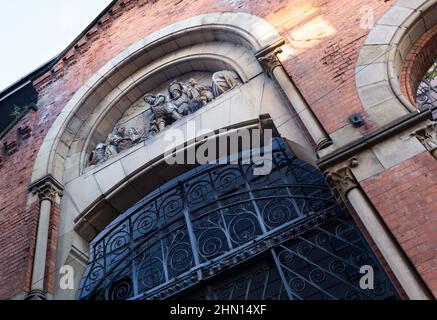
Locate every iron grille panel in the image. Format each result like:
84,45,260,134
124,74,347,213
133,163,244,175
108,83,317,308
78,138,399,300
416,60,437,111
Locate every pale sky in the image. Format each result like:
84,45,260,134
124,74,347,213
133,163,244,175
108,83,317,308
0,0,112,91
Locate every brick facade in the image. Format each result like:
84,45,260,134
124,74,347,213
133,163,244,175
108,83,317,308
361,152,437,296
2,0,437,300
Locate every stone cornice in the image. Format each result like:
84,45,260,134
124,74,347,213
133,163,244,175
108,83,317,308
317,107,436,170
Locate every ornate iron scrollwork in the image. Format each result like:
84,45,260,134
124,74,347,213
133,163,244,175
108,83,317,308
78,138,399,300
416,60,437,111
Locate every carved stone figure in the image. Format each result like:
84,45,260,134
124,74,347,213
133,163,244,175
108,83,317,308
107,124,133,153
105,138,118,158
146,119,159,137
89,143,108,166
212,70,241,97
127,127,143,143
186,78,214,107
168,81,192,116
144,93,182,131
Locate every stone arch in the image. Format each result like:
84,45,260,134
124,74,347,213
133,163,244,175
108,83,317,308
31,12,325,299
31,12,284,185
355,0,437,126
71,46,263,180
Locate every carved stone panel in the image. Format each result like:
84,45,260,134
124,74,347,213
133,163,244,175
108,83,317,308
88,70,242,167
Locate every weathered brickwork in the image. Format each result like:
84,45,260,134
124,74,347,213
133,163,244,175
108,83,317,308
361,152,437,297
2,0,435,300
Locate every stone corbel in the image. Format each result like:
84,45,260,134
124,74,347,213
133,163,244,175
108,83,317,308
411,122,437,160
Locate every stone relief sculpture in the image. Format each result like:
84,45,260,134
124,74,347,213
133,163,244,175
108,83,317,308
211,70,241,97
168,81,192,116
88,70,242,166
186,78,215,107
89,143,108,166
144,93,181,131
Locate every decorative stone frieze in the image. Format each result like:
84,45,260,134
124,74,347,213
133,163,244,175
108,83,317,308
88,70,242,166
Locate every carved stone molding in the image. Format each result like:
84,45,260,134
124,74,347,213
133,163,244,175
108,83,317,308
325,158,359,201
412,122,437,159
258,48,283,77
28,175,64,203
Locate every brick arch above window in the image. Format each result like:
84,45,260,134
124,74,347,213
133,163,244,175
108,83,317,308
355,0,437,126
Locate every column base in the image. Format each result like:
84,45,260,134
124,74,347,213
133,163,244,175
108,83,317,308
317,138,333,150
25,289,47,300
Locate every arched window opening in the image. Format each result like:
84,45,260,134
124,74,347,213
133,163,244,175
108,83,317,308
77,138,399,300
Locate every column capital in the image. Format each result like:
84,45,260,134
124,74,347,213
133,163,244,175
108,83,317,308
412,122,437,152
28,175,64,202
325,158,359,200
258,48,283,77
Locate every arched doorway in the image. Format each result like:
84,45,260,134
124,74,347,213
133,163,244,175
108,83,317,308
77,138,399,300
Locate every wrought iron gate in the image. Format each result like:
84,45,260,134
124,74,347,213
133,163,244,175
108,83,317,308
77,138,399,300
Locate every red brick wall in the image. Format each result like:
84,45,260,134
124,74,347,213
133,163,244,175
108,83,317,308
33,0,394,134
0,0,397,299
0,109,42,299
361,152,437,298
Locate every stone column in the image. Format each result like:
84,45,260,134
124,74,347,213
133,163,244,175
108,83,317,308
258,48,332,150
27,175,63,300
326,162,432,300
